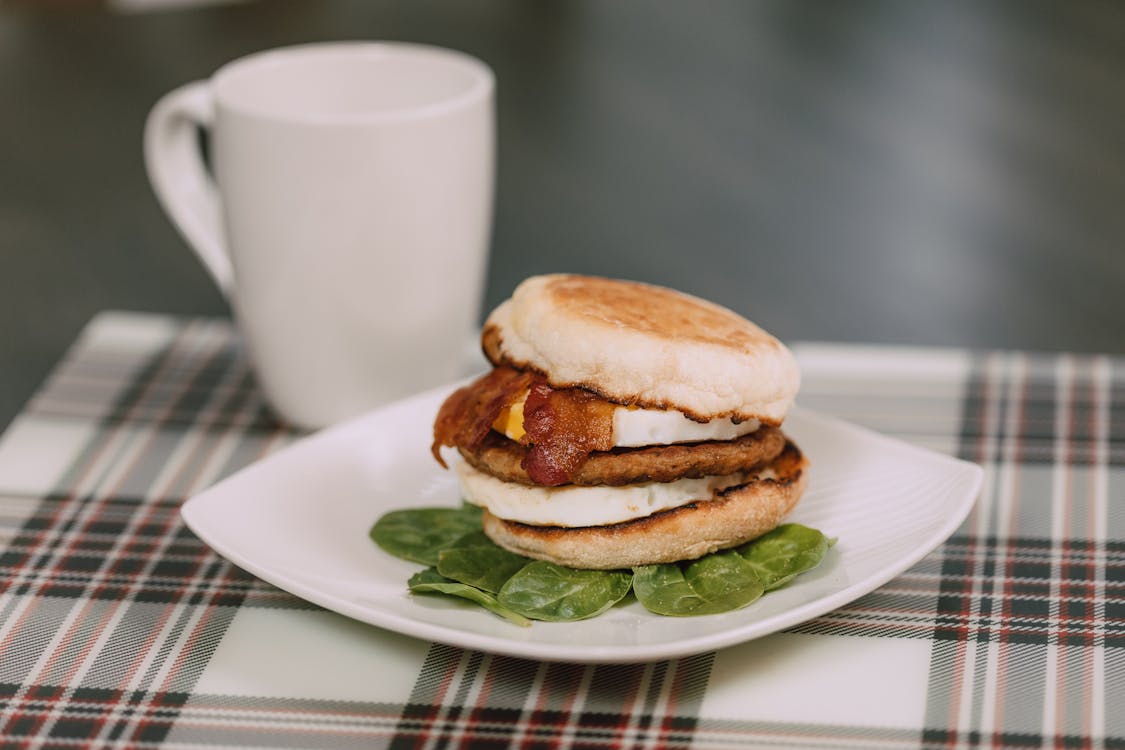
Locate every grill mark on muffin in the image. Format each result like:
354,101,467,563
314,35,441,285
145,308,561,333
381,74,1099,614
545,276,768,348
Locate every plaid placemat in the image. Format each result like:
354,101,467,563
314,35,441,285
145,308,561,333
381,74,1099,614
0,312,1121,749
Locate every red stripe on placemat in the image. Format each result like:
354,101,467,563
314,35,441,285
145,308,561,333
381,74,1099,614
1054,356,1107,748
996,353,1032,744
0,323,210,741
0,320,291,746
386,652,707,749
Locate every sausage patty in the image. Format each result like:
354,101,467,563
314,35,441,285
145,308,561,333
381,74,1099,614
459,424,787,487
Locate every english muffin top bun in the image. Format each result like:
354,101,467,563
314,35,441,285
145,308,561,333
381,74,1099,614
482,274,800,424
432,274,808,570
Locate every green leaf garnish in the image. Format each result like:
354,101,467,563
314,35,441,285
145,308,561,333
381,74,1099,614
737,523,831,590
437,531,530,593
372,506,833,624
369,504,483,566
499,561,633,622
408,568,531,627
633,550,765,616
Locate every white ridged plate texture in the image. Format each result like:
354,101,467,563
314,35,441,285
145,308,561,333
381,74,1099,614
182,383,982,663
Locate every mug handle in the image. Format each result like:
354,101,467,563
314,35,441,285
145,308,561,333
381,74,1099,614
143,81,234,296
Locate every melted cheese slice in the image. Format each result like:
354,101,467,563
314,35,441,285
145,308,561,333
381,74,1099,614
455,460,745,527
493,391,759,447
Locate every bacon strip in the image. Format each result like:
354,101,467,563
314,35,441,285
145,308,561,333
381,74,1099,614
431,366,616,486
431,367,535,467
521,380,614,486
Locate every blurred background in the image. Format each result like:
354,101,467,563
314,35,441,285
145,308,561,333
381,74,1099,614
2,0,1124,431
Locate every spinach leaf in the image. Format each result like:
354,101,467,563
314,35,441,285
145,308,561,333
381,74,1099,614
498,562,633,622
372,504,835,623
408,568,531,627
633,550,765,616
437,532,530,593
369,505,483,566
737,523,832,591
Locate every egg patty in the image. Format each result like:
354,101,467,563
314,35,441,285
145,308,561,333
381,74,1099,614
494,390,761,447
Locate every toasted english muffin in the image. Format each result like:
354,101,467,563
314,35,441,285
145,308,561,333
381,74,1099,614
481,274,800,424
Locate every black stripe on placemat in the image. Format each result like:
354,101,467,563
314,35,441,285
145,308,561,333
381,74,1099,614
390,647,712,749
783,533,1124,647
0,494,266,607
92,327,279,433
0,322,271,599
84,324,291,746
921,729,1125,750
932,535,1125,648
956,352,1050,467
0,326,194,602
957,353,1125,467
1112,358,1125,467
921,352,993,743
0,321,280,747
0,683,191,748
920,353,1125,745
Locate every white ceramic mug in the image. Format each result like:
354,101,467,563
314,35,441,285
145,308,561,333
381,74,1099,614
144,42,494,429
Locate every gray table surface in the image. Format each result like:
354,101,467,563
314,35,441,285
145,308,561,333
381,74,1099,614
2,0,1123,432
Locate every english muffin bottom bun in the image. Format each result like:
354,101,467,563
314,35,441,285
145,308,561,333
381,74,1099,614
431,274,807,569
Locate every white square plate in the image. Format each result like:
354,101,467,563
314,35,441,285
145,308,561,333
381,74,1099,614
182,384,982,663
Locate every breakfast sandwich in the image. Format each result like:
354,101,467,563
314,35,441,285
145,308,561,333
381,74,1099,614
431,274,808,570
